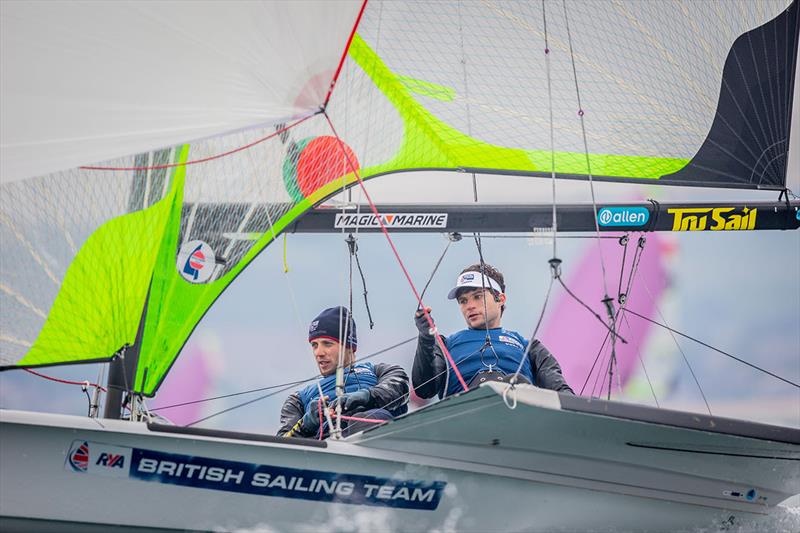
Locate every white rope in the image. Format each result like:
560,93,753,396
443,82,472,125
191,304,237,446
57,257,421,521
561,0,610,298
502,383,518,410
508,0,559,392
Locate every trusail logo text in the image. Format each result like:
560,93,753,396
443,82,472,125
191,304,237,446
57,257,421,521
668,207,757,231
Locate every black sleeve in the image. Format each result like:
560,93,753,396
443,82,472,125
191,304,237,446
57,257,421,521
277,392,309,437
411,333,447,399
528,339,575,394
370,362,410,412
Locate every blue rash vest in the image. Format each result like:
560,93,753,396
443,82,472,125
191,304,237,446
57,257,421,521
297,362,379,413
445,328,534,397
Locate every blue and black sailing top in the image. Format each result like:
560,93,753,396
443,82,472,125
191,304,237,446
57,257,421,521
278,362,410,438
297,362,379,412
444,328,534,397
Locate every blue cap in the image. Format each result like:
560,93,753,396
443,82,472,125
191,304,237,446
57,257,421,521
308,306,357,351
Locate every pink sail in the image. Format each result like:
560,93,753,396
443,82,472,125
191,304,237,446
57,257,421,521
149,345,211,426
538,233,671,396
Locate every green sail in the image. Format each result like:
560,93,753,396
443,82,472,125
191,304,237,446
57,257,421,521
16,148,189,368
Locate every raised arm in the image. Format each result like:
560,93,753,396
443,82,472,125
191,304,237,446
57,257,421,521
412,336,448,399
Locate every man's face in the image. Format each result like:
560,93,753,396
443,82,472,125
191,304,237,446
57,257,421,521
310,338,353,376
456,287,505,329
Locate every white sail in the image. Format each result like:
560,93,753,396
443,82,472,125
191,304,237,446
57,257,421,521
0,0,363,183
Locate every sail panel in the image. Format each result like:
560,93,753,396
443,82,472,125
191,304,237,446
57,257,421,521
327,0,796,189
663,1,799,188
135,115,354,394
0,146,187,368
0,0,363,184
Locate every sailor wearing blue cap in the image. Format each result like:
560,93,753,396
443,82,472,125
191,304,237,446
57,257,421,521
278,307,409,438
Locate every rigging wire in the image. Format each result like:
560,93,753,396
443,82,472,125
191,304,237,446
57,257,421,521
346,234,375,329
282,233,290,273
150,379,310,412
616,235,630,303
472,234,501,372
579,329,610,396
183,336,417,427
323,112,469,393
419,234,458,303
577,233,655,402
510,0,560,389
80,115,316,172
633,281,713,415
555,275,628,344
456,1,480,209
330,336,507,425
615,236,660,406
23,367,107,392
560,0,622,393
621,309,661,408
334,149,364,438
542,0,558,260
592,337,613,398
561,0,609,296
418,233,459,396
623,307,800,390
250,142,308,341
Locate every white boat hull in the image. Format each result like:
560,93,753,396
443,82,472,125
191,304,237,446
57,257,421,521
1,384,797,532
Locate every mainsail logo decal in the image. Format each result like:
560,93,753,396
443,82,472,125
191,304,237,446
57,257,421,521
176,240,216,283
597,207,649,227
335,213,447,229
668,207,757,231
67,441,90,472
65,440,446,510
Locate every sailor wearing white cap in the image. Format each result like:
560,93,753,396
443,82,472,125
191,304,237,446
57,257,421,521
412,263,574,399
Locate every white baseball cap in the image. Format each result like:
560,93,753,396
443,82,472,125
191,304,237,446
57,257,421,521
447,271,503,299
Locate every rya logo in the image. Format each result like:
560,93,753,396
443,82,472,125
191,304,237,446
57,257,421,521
96,452,125,469
461,273,475,282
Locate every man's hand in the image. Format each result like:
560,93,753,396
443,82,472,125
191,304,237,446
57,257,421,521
332,389,371,414
300,398,325,434
415,307,435,336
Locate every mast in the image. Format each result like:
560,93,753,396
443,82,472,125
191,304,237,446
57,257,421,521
103,288,149,420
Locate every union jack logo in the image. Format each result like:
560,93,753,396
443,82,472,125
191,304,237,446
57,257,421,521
68,441,90,472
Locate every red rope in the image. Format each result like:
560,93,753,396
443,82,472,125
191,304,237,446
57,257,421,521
24,368,107,392
323,113,469,392
338,414,385,424
79,114,315,171
323,0,369,108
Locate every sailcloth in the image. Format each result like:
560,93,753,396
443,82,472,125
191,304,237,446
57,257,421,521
1,1,797,396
